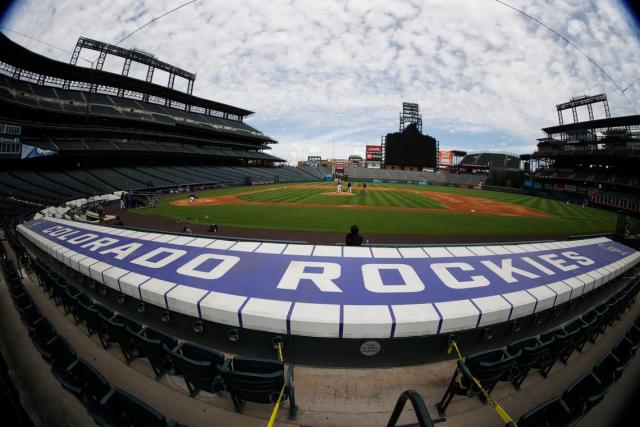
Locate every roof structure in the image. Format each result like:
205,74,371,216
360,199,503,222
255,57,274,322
0,33,253,118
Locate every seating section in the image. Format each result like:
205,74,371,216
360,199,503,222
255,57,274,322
0,74,266,141
343,167,486,186
518,315,639,427
218,356,297,418
459,152,520,169
23,137,282,162
0,165,320,219
0,235,297,422
437,274,640,416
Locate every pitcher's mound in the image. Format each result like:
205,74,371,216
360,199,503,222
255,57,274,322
324,192,355,197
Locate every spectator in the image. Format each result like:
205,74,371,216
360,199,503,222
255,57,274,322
345,224,363,246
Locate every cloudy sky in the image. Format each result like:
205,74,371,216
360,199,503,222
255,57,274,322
2,0,639,163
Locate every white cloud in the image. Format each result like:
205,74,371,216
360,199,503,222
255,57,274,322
2,0,639,164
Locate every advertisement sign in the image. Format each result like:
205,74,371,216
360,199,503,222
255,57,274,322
366,145,382,162
438,150,453,167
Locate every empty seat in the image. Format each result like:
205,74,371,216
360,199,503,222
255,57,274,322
19,303,42,335
94,388,168,427
562,372,607,419
218,357,297,418
30,317,58,361
598,301,617,329
170,342,225,397
85,303,114,337
592,352,624,389
540,327,579,377
59,358,111,414
50,336,78,382
564,316,595,353
507,336,553,389
70,292,94,325
611,337,635,371
437,348,519,414
13,292,34,312
99,314,143,362
626,325,640,350
607,294,626,323
580,310,601,345
128,327,178,379
50,278,69,308
61,286,81,315
8,279,26,297
518,397,576,427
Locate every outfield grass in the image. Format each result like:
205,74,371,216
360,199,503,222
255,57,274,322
134,182,617,237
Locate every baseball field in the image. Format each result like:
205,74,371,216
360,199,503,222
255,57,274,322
124,182,618,243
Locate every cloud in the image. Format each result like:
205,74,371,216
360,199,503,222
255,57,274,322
2,0,639,163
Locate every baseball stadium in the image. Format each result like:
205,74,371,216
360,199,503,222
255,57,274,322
1,1,640,427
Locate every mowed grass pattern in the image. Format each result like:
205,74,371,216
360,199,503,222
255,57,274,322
137,182,617,237
238,187,443,209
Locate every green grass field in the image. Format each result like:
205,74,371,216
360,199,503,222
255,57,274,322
237,186,444,209
134,182,617,238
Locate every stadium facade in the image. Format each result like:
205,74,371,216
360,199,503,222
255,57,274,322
522,94,640,215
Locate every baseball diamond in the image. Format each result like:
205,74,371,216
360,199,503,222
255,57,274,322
122,182,618,242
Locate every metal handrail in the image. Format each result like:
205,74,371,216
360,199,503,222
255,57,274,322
386,390,435,427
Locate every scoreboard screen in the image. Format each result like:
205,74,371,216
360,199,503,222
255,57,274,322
385,124,436,168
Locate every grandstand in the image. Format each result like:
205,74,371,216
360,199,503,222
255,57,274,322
0,33,316,219
344,166,486,187
457,152,521,172
522,95,640,214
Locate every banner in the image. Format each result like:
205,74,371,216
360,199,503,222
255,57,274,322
19,218,638,338
21,144,56,159
20,217,636,306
